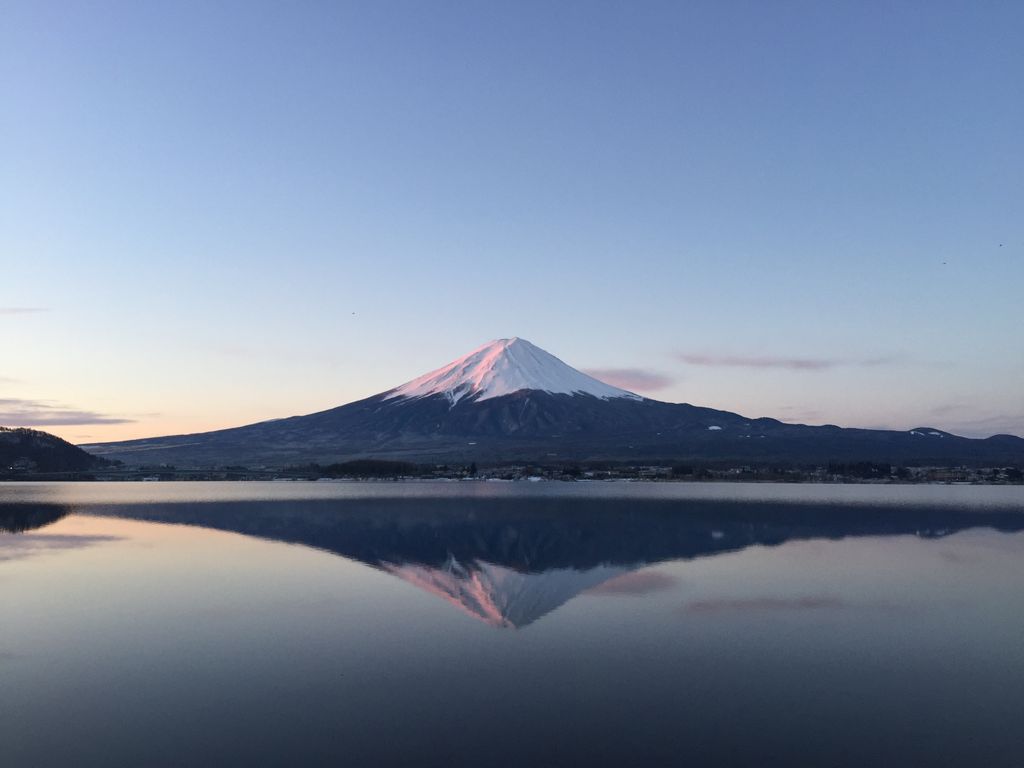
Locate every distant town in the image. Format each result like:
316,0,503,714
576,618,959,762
4,459,1022,485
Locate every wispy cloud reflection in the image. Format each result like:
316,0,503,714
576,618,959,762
938,549,981,565
0,534,121,562
585,570,678,596
681,595,902,615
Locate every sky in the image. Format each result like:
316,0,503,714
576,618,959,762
2,0,1022,442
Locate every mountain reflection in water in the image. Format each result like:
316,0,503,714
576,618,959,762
5,496,1023,629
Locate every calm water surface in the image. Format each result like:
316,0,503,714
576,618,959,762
2,481,1023,767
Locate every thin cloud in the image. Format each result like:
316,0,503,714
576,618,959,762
776,405,824,423
0,307,48,315
864,409,1024,438
0,398,134,426
931,413,1024,439
584,368,674,392
678,353,903,371
928,403,965,416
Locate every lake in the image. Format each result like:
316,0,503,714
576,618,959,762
2,481,1024,767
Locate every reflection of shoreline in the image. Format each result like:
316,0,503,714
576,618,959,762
3,481,1024,511
4,496,1024,628
0,504,73,534
7,497,1024,570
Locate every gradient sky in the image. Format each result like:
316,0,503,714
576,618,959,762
2,0,1022,442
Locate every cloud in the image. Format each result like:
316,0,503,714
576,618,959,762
860,355,903,367
868,407,1024,438
775,405,825,423
0,398,134,426
0,307,48,315
586,570,679,596
583,368,674,392
678,353,903,371
933,413,1024,439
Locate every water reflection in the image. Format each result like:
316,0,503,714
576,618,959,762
0,504,71,534
3,488,1024,767
4,496,1023,628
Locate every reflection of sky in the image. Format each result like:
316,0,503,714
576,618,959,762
0,533,120,561
3,512,1024,765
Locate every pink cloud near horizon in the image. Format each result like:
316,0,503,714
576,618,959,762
583,368,674,392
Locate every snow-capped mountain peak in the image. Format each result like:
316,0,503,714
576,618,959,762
385,337,642,405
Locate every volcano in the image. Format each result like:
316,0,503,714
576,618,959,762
82,337,1024,467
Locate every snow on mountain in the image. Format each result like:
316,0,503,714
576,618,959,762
385,337,642,405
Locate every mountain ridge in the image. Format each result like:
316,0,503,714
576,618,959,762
1,426,110,474
81,338,1024,467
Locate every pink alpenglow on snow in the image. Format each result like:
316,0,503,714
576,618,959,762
385,337,642,405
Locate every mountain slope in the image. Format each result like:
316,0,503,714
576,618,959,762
1,427,109,473
82,338,1024,467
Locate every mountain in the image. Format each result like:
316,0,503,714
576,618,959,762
1,427,110,474
82,337,1024,467
387,336,640,404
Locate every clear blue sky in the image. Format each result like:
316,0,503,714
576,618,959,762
2,0,1022,441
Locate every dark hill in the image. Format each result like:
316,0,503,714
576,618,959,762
1,427,109,474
